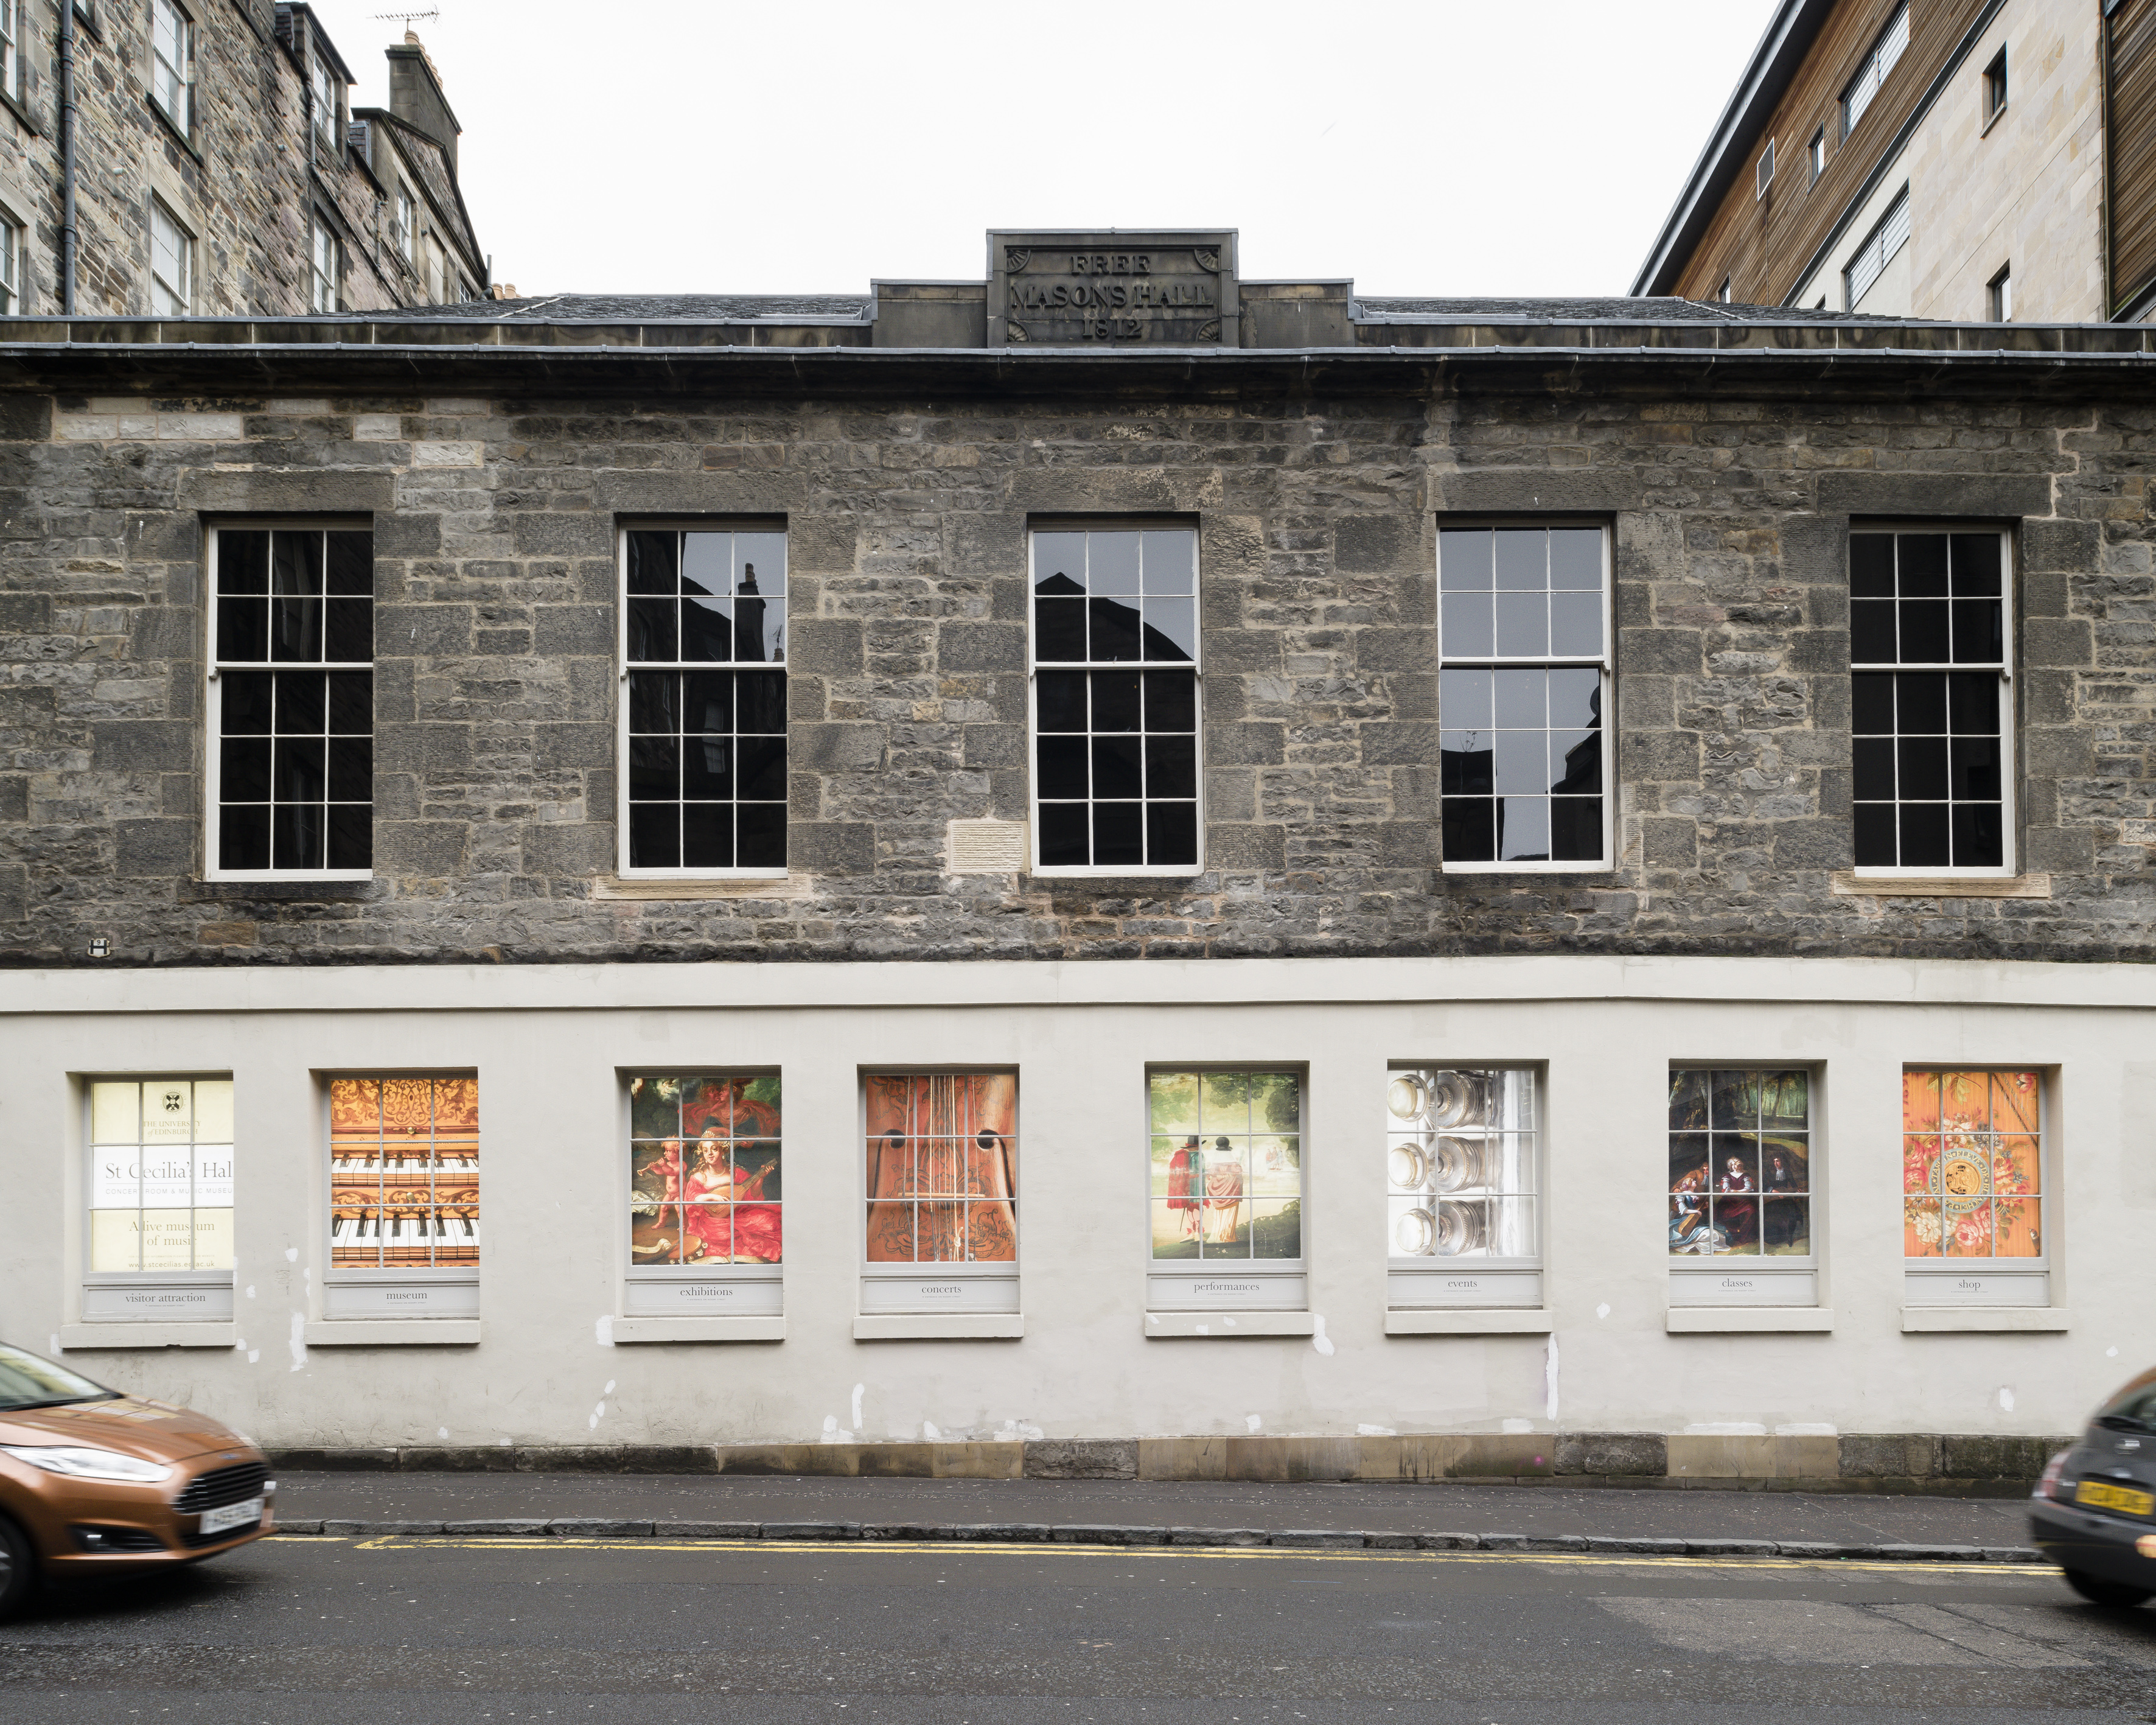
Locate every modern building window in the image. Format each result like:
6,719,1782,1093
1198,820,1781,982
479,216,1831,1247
1387,1066,1541,1309
326,1076,480,1318
1842,2,1909,136
621,525,788,875
1669,1068,1818,1307
1715,276,1732,304
1983,47,2008,126
1148,1069,1303,1312
0,213,21,315
626,1072,781,1316
1756,139,1775,199
1903,1068,2047,1306
1850,527,2012,873
1809,127,1826,183
85,1076,234,1323
150,0,192,133
309,219,340,313
863,1072,1019,1315
1844,186,1910,309
1439,523,1610,869
149,199,192,316
1988,264,2012,322
1030,523,1200,872
208,524,374,877
0,0,21,102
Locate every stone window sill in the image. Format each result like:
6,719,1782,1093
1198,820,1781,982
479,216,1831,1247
591,875,801,901
0,87,40,139
1386,1309,1552,1335
302,1320,481,1346
59,1322,234,1349
184,879,382,903
1667,1307,1833,1333
612,1316,784,1344
1832,872,2050,898
853,1314,1022,1341
1900,1306,2067,1332
1144,1311,1313,1338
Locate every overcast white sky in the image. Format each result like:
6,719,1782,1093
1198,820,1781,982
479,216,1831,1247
306,0,1781,300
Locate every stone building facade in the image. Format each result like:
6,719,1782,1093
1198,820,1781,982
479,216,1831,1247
0,240,2147,1480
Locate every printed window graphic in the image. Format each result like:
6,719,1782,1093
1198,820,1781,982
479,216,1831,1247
1667,1070,1812,1258
629,1074,783,1266
864,1072,1017,1265
1148,1071,1302,1261
329,1077,480,1268
88,1079,234,1273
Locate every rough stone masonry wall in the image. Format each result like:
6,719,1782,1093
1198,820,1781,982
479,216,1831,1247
0,380,2151,967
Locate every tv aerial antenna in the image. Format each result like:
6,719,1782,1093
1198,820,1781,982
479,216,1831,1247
374,9,442,24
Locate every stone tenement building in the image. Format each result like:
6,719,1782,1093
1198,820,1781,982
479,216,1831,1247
0,1,487,317
0,229,2146,1488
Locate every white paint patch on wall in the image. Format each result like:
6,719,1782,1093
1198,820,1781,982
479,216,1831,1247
284,1247,297,1262
1776,1423,1837,1436
1502,1418,1532,1435
851,1383,864,1430
247,1349,259,1363
1998,1387,2016,1413
595,1316,613,1347
1544,1334,1560,1422
1358,1423,1397,1436
1245,1413,1263,1433
1310,1314,1334,1357
287,1310,306,1372
922,1420,941,1441
1596,1303,1611,1320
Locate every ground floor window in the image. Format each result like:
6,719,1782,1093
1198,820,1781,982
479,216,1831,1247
1146,1069,1303,1312
1668,1068,1818,1307
325,1075,480,1319
1903,1068,2046,1306
625,1072,782,1316
85,1076,234,1322
1387,1066,1541,1308
862,1072,1019,1315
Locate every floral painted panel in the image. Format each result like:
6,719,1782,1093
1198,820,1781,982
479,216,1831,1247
1903,1070,2041,1259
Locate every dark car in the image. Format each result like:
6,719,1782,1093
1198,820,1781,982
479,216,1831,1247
2029,1365,2156,1607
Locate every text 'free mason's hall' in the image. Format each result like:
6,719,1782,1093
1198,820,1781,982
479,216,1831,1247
0,218,2149,1486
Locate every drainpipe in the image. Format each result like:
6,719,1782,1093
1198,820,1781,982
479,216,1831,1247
58,0,77,312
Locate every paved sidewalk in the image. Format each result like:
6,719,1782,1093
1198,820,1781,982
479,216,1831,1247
275,1471,2039,1552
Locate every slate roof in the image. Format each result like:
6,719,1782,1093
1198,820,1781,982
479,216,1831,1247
1355,296,1890,323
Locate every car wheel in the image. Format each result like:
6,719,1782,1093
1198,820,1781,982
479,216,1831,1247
0,1516,34,1622
2063,1567,2154,1608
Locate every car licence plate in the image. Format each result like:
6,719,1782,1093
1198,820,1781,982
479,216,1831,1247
198,1496,263,1536
2073,1480,2155,1517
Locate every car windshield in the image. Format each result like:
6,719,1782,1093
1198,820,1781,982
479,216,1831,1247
0,1343,117,1411
2096,1370,2156,1431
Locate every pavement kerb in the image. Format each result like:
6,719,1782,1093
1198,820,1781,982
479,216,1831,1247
272,1517,2049,1564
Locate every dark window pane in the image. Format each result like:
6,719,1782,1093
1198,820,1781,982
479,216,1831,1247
1140,596,1196,662
274,736,326,802
223,671,273,734
1853,737,1895,800
682,803,732,869
628,803,679,869
1899,673,1947,733
1549,797,1602,861
626,597,677,663
1143,671,1196,733
1494,590,1549,657
1495,528,1544,590
1440,592,1493,657
1145,734,1197,799
736,671,786,734
1948,673,1998,735
1898,534,1948,597
1549,590,1601,657
1094,802,1143,866
1092,671,1140,732
1853,803,1896,866
325,531,372,597
1950,533,2001,597
1089,597,1142,662
1037,671,1086,732
1092,735,1143,800
1951,598,2001,664
1495,668,1546,729
327,672,371,735
732,587,772,663
219,803,269,870
680,597,733,663
627,531,679,596
326,737,371,802
326,803,371,870
1551,729,1600,796
220,737,270,801
1899,598,1950,662
1033,533,1086,594
1496,796,1551,862
1038,802,1089,867
1951,802,2003,869
1440,668,1493,729
1948,737,2000,801
682,671,733,735
628,671,679,735
1547,667,1600,730
218,596,268,662
1897,737,1947,799
1852,673,1895,735
1442,797,1496,862
272,595,324,662
273,801,324,870
276,671,325,733
736,737,786,802
738,801,787,869
1033,597,1085,662
1037,736,1087,800
273,531,324,597
629,736,679,799
1493,730,1546,795
1849,599,1895,665
1146,801,1198,866
1439,528,1494,591
1899,801,1951,869
219,530,270,595
682,735,733,800
1440,737,1494,796
1849,534,1896,598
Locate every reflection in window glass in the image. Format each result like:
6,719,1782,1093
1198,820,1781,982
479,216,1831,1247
1386,1068,1536,1259
864,1073,1016,1264
150,199,192,316
1148,1071,1301,1261
1667,1070,1810,1258
329,1077,480,1268
88,1079,234,1273
151,0,191,131
628,1074,781,1266
1902,1069,2041,1261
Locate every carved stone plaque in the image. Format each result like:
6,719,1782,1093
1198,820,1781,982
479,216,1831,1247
988,229,1238,348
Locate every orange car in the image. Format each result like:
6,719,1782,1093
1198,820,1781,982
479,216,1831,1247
0,1342,274,1618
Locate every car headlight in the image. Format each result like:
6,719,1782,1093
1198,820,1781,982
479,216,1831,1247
0,1444,175,1484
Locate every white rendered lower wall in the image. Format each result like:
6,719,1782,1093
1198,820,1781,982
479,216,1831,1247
2,953,2146,1447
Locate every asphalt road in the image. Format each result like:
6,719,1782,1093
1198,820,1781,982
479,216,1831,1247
2,1533,2152,1724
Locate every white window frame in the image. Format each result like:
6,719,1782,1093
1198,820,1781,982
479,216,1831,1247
310,55,341,150
1437,522,1614,874
1666,1065,1822,1310
1387,1063,1544,1311
1849,523,2016,880
621,1069,784,1318
204,520,374,883
148,197,192,317
0,0,21,104
81,1073,236,1324
1901,1066,2051,1309
1843,184,1910,310
150,0,192,135
393,184,416,264
1809,127,1826,183
0,209,21,315
1144,1065,1308,1315
1027,520,1204,878
309,216,340,313
321,1071,481,1321
1842,1,1909,136
859,1069,1020,1317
